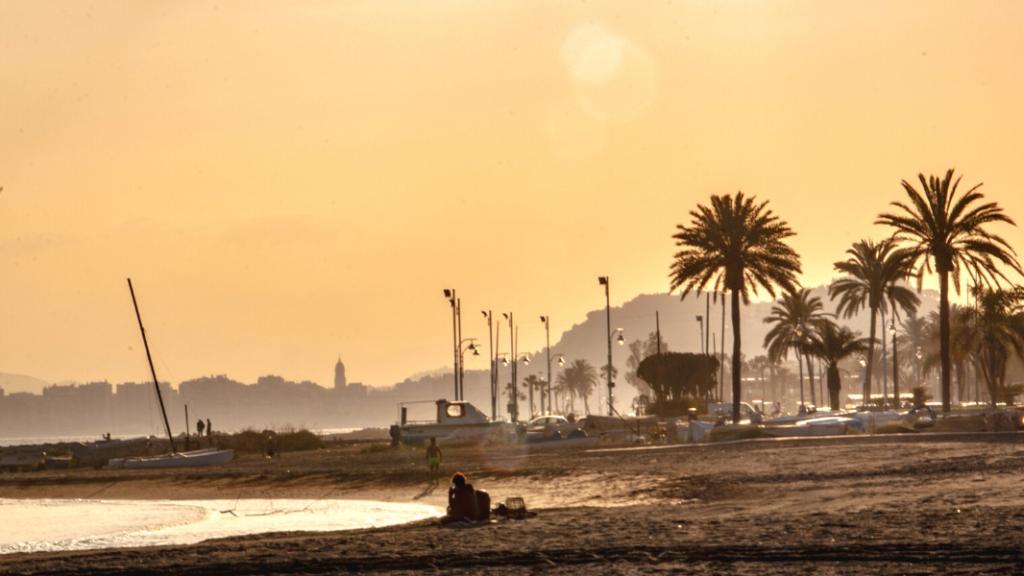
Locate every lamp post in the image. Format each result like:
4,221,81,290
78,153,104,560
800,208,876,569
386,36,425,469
696,315,704,354
858,357,867,407
551,354,565,413
501,313,519,422
890,320,899,410
482,310,496,419
443,289,459,399
540,315,553,415
521,353,533,418
921,344,929,385
458,338,479,401
880,307,888,409
795,326,805,411
598,276,614,416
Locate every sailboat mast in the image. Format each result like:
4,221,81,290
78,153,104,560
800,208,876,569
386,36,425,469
127,278,177,453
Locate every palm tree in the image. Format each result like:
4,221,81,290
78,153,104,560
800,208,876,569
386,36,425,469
749,355,771,401
558,359,599,415
896,312,929,386
552,375,574,414
829,238,920,408
763,289,830,407
670,192,801,423
522,374,545,417
806,320,869,410
877,169,1022,412
956,287,1024,405
921,307,975,403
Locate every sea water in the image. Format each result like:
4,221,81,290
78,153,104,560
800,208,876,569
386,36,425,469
0,498,442,554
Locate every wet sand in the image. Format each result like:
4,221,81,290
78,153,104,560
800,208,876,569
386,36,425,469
2,432,1024,574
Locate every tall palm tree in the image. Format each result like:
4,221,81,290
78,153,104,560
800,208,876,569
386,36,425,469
878,169,1022,412
956,287,1024,405
763,289,830,407
806,320,869,410
829,238,920,407
558,359,599,415
670,192,801,423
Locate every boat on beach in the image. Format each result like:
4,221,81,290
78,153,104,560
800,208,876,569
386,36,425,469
106,279,233,469
390,399,514,445
108,447,234,469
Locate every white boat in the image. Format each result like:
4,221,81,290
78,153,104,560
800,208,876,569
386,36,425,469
391,399,513,445
109,447,234,469
763,416,864,438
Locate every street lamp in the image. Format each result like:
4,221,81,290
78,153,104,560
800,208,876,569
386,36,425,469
915,346,923,389
890,321,899,410
482,310,497,419
501,312,520,422
858,355,868,408
458,338,478,401
794,326,806,411
598,276,615,416
443,289,461,400
540,315,553,415
696,315,704,354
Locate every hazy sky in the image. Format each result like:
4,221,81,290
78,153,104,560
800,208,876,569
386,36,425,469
2,1,1022,389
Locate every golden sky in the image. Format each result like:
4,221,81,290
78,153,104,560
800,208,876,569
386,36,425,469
1,1,1022,389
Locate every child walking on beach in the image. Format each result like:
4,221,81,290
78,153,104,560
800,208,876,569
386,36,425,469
426,437,442,476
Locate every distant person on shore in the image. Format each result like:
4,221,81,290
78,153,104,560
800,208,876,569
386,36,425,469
264,430,278,458
206,418,213,446
196,419,206,441
442,472,489,524
426,437,442,476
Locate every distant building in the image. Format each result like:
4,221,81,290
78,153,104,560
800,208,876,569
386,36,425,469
334,357,347,389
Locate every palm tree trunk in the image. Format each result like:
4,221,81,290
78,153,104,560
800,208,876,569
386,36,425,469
805,354,816,407
864,306,877,407
828,364,841,411
730,288,742,424
939,269,952,413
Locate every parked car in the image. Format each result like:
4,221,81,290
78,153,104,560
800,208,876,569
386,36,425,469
525,415,585,440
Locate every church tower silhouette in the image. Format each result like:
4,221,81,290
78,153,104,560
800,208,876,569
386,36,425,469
334,356,347,389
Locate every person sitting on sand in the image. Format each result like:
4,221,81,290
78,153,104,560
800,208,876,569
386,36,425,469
426,437,442,475
442,472,489,523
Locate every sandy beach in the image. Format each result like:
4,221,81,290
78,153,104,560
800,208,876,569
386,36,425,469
0,432,1023,574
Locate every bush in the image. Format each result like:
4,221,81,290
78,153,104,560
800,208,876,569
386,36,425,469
218,428,323,454
358,443,393,455
707,425,768,442
648,396,703,418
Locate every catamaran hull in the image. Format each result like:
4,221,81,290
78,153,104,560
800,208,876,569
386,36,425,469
108,448,234,469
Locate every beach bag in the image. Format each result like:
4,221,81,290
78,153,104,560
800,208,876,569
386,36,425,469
505,496,527,519
475,490,491,521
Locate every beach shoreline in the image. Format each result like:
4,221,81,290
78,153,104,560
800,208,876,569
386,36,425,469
2,433,1024,574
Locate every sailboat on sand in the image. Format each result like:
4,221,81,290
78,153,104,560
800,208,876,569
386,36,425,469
108,278,233,469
